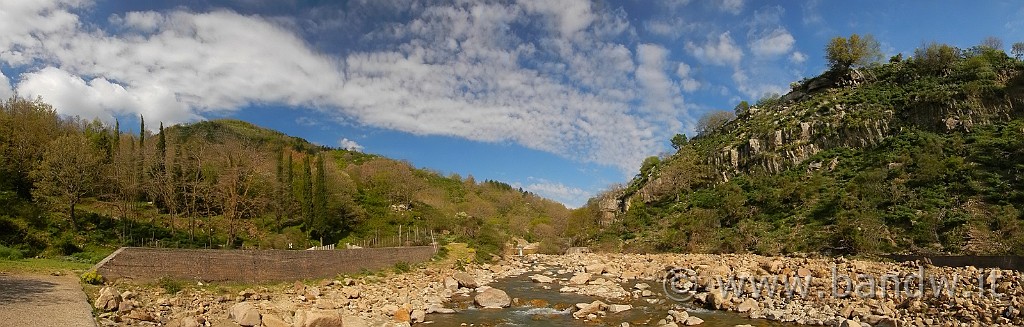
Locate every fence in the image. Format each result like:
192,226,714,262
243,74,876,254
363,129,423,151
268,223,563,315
346,226,436,248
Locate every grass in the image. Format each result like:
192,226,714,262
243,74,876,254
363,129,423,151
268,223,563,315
0,258,93,274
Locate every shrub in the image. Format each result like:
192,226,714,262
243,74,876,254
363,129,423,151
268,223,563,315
392,261,411,273
0,244,24,260
80,270,103,285
158,277,184,294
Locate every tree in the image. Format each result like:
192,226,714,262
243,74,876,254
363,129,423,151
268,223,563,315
1012,42,1024,60
695,110,735,135
734,100,750,115
31,134,103,229
914,42,961,75
981,36,1003,50
825,33,882,71
670,133,688,150
310,154,330,240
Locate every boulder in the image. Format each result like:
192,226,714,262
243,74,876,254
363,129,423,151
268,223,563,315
411,309,426,323
608,304,632,313
443,276,459,291
474,288,511,308
453,272,479,288
585,264,606,274
228,302,262,327
342,287,360,299
294,310,344,327
736,298,757,313
94,286,122,312
667,310,689,322
569,273,592,285
530,275,554,283
573,300,607,319
260,315,289,327
682,316,704,325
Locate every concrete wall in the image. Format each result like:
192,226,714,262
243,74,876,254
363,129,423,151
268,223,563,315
885,255,1024,271
93,246,436,282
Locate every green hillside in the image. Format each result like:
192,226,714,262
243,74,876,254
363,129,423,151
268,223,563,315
0,103,570,262
578,38,1024,256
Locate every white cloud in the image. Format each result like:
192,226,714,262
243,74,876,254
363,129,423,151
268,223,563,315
732,68,785,100
338,138,364,152
675,62,700,92
790,51,807,64
718,0,744,15
517,0,594,38
750,29,795,57
516,179,591,208
644,18,694,39
686,32,742,67
636,44,685,131
0,70,12,99
0,0,689,175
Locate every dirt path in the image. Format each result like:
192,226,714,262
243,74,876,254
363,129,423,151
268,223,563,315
0,273,97,327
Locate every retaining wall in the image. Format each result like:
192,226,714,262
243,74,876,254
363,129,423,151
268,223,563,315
92,246,436,282
885,255,1024,271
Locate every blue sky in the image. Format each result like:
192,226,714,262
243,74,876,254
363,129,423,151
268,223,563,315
1,1,1023,207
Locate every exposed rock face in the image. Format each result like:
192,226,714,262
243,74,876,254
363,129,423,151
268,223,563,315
474,288,511,308
94,286,122,312
227,302,261,327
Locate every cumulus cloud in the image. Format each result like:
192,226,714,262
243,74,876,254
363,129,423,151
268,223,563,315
0,70,12,100
517,178,591,208
750,29,795,57
675,62,700,92
790,51,807,64
717,0,744,15
338,138,364,152
0,0,691,174
686,32,742,67
644,18,694,39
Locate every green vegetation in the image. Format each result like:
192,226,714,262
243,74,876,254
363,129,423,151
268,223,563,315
80,270,104,285
578,37,1024,256
158,277,184,294
0,99,571,263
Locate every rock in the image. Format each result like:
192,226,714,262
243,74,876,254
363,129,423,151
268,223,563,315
585,264,606,274
608,304,632,313
126,310,156,322
667,310,688,322
475,288,511,308
797,268,812,278
173,317,205,327
228,303,262,326
736,298,757,313
530,275,554,283
94,286,122,311
705,290,725,310
837,319,860,327
293,310,344,327
260,315,289,327
343,316,369,327
573,300,607,319
305,286,321,299
116,300,134,313
682,316,704,325
569,273,592,285
342,287,360,299
411,309,426,323
453,272,479,288
120,291,134,300
394,304,411,322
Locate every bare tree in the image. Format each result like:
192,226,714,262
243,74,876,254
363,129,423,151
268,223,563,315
981,36,1003,50
695,110,736,135
212,140,270,247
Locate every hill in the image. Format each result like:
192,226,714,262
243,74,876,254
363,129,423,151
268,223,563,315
579,40,1024,256
0,103,570,262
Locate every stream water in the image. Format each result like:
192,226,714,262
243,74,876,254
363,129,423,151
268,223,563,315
425,265,809,327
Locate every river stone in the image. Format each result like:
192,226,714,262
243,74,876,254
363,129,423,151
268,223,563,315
411,309,426,323
342,286,360,299
585,264,606,274
228,302,262,327
260,314,289,327
682,316,704,325
530,274,554,283
474,288,511,308
667,310,689,322
569,273,592,285
294,310,344,327
95,286,122,311
444,276,459,291
736,298,757,313
608,304,632,313
453,272,479,288
573,300,606,318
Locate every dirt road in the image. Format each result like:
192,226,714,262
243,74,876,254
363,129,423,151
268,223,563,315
0,273,96,327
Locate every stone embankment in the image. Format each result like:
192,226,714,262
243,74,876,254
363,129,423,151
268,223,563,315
89,253,1023,327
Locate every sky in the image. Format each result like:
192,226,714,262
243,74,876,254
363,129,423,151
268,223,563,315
2,0,1023,208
